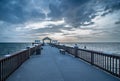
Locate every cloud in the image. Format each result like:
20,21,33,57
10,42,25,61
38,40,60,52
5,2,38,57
53,0,120,28
48,3,62,20
0,0,120,42
115,20,120,24
0,0,45,24
15,18,65,31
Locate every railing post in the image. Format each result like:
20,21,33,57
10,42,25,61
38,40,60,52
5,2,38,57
36,45,41,55
91,52,94,65
0,61,2,81
119,57,120,78
75,47,78,58
26,47,30,58
63,45,66,52
34,45,37,54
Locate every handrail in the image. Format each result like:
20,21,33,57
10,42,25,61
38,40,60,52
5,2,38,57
52,44,120,78
0,45,41,81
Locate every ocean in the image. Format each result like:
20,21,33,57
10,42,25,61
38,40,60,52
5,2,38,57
0,42,120,58
0,43,32,57
61,42,120,55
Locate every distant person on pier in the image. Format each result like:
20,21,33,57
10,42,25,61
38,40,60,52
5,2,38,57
84,46,86,49
74,44,78,57
63,44,66,51
74,44,78,48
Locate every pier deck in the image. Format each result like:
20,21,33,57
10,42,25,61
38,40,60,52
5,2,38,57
6,45,120,81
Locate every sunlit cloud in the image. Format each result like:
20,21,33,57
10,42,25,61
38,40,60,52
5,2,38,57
61,28,92,36
91,10,120,29
49,33,65,39
15,18,65,31
28,19,65,29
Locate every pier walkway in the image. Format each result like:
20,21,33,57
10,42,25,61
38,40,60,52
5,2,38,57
6,45,120,81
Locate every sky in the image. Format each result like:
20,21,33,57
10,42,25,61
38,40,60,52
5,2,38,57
0,0,120,42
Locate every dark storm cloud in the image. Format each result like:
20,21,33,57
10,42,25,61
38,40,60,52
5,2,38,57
0,0,45,24
115,20,120,24
48,0,92,27
61,0,96,27
1,0,119,25
48,0,120,27
104,0,120,10
101,0,120,16
48,3,62,20
112,3,120,10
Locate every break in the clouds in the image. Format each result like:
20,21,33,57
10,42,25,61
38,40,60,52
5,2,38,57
0,0,120,42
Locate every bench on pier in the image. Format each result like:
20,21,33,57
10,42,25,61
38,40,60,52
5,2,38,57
59,49,65,54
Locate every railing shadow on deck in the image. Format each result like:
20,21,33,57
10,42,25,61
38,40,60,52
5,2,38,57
51,44,120,78
0,45,41,81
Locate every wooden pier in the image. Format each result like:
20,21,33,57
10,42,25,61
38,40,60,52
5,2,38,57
0,44,120,81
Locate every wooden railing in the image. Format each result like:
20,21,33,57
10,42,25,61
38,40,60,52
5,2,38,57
0,45,41,81
53,44,120,78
